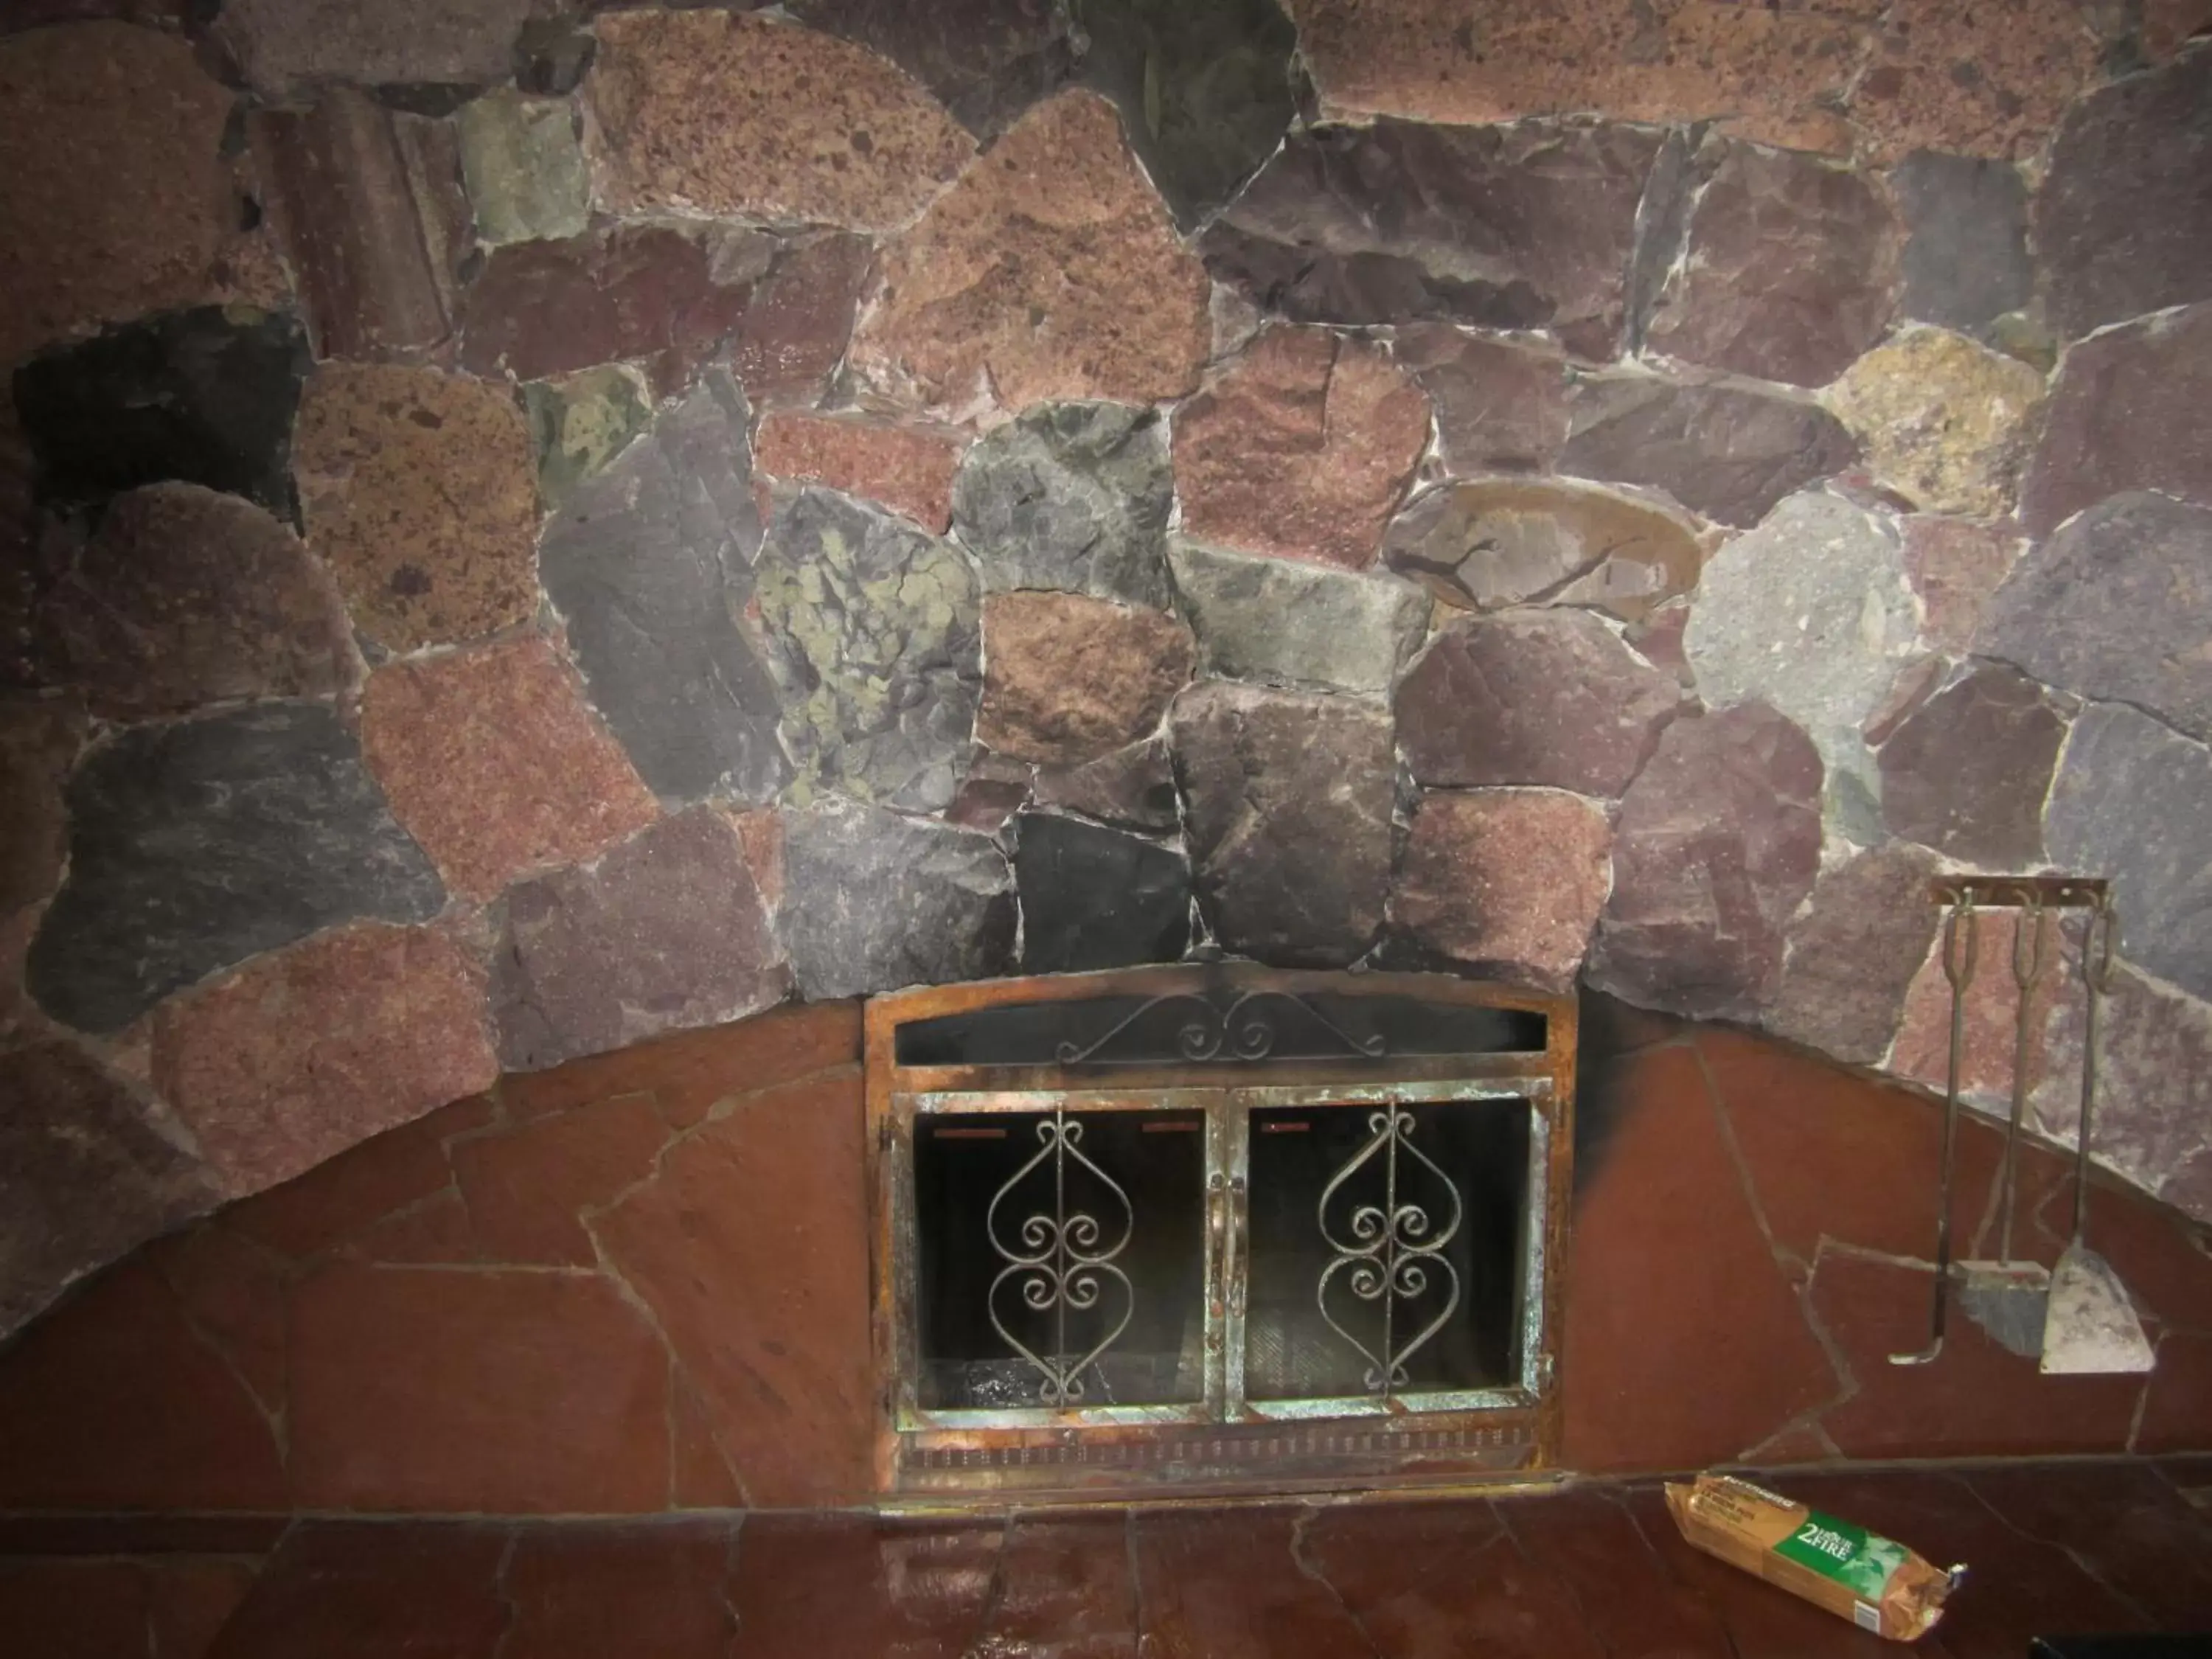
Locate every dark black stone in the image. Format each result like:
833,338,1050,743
1014,811,1191,974
1032,736,1182,833
1891,151,2031,336
26,701,445,1034
512,15,596,94
788,0,1077,138
12,307,309,521
1078,0,1300,229
538,372,790,806
1200,119,1663,360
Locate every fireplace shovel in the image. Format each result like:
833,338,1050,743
2039,895,2154,1376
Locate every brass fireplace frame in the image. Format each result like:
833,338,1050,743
863,964,1578,1503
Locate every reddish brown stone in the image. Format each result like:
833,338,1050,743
972,1514,1135,1657
1851,0,2104,162
1500,1486,1734,1657
338,1188,487,1270
1878,661,2069,866
729,233,874,408
594,1070,874,1508
1133,1507,1377,1653
1175,327,1430,571
0,24,246,368
206,1522,511,1659
1586,703,1825,1023
288,1261,669,1513
459,223,765,394
755,413,966,532
293,363,539,653
490,809,789,1074
249,90,473,364
1646,140,1899,389
1391,790,1613,993
363,636,658,903
153,1558,263,1659
149,1223,289,1419
1903,515,2020,653
729,1514,1003,1654
0,696,83,914
852,90,1211,420
583,10,973,232
153,922,499,1197
1964,1461,2212,1628
1287,0,1871,154
35,484,357,720
1811,1252,2145,1458
1891,907,2079,1119
450,1091,670,1267
1032,734,1180,833
2147,0,2212,57
220,1092,493,1262
1392,324,1567,476
503,1526,738,1658
1767,841,1940,1070
672,1378,745,1509
974,592,1194,767
0,1559,156,1658
1562,1043,1839,1472
498,1000,861,1130
0,1260,286,1511
1396,609,1680,796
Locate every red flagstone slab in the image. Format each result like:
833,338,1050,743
583,11,971,230
0,1558,159,1659
362,636,658,903
502,1525,737,1659
147,1225,288,1421
1175,327,1429,571
0,1262,285,1512
287,1262,670,1514
1562,1042,1838,1472
1810,1251,2145,1460
292,363,539,653
2139,1330,2212,1454
972,1514,1135,1658
1130,1507,1375,1658
592,1070,873,1507
1965,1461,2212,1629
671,1379,745,1509
754,413,966,532
337,1188,487,1269
1495,1486,1732,1659
205,1522,510,1659
852,90,1211,420
153,1557,264,1659
450,1090,671,1267
727,1514,1003,1655
153,923,499,1197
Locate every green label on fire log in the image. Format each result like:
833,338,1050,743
1773,1510,1907,1601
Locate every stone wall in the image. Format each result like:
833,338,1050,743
3,1,2211,1343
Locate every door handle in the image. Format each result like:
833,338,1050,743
1225,1175,1248,1316
1207,1172,1227,1323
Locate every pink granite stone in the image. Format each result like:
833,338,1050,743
583,10,973,232
361,636,660,904
974,592,1194,766
851,90,1211,420
151,922,500,1196
754,414,966,532
1175,326,1430,571
1903,516,2021,655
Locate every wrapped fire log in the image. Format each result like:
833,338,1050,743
1666,1474,1964,1641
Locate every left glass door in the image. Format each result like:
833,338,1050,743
907,1097,1217,1420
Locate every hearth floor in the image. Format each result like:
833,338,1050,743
6,1458,2211,1657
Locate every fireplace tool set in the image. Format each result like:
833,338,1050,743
1889,875,2155,1376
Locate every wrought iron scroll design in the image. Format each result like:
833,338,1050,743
1316,1107,1464,1397
1054,991,1388,1066
985,1110,1135,1408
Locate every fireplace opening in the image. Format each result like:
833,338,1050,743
867,964,1575,1500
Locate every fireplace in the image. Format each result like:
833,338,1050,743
864,964,1576,1500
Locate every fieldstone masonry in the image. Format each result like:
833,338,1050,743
2,4,2211,1337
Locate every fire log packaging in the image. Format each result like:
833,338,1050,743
1665,1473,1964,1641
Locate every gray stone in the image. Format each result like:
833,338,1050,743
1645,140,1898,389
539,374,789,807
1077,0,1299,228
1396,609,1680,797
2045,702,2212,1003
1032,735,1181,834
1877,662,2070,867
2018,305,2212,538
456,89,589,246
1380,478,1705,624
1979,493,2212,744
1170,682,1395,967
2036,44,2212,340
1200,118,1666,361
490,807,788,1072
1391,324,1568,476
949,402,1173,608
0,1040,218,1341
1683,490,1919,839
1559,372,1860,529
1167,539,1427,698
754,487,982,814
778,796,1015,999
215,0,539,99
25,702,445,1034
1890,151,2032,338
1014,812,1192,974
1586,703,1825,1023
1768,841,1942,1068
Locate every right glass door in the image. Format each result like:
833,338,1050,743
1234,1091,1537,1415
